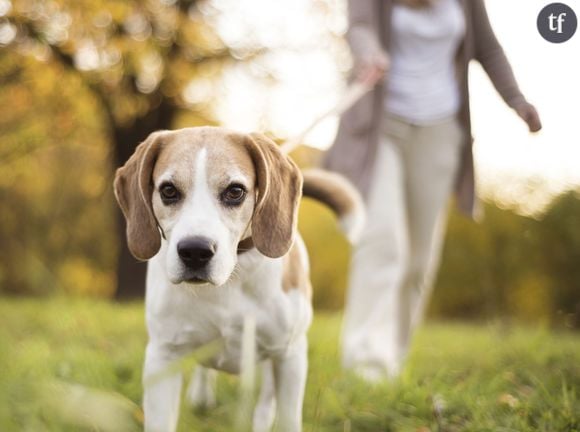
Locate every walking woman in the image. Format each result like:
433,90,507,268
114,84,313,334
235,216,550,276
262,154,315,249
324,0,542,381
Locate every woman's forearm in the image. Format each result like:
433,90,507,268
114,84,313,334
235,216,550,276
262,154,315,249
472,0,527,108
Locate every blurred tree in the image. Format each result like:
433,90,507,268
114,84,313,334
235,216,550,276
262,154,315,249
2,0,579,326
432,202,545,322
430,196,580,329
537,190,580,328
0,49,116,297
2,0,261,298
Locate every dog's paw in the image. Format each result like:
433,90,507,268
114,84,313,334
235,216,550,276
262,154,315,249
252,401,276,432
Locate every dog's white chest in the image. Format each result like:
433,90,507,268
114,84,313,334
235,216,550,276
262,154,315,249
146,253,312,374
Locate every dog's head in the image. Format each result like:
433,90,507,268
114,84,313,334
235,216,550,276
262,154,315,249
114,127,302,286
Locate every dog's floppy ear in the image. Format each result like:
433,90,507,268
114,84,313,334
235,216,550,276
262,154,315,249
244,133,303,258
113,131,166,261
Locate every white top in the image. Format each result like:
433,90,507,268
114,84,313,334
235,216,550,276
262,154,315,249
385,0,465,125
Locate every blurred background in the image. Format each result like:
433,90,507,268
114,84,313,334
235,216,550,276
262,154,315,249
0,0,579,328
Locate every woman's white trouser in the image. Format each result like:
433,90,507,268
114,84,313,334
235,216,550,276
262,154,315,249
341,114,463,378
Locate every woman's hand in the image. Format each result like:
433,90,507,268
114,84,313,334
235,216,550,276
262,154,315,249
515,102,542,133
355,52,390,87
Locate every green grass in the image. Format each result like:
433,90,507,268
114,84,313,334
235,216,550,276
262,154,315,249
0,298,579,431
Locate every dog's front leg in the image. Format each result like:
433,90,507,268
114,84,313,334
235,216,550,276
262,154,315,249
253,360,276,432
143,342,184,432
272,336,308,432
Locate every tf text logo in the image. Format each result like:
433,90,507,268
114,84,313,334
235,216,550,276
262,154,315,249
537,2,577,43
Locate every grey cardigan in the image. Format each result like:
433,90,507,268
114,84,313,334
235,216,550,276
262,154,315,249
323,0,529,215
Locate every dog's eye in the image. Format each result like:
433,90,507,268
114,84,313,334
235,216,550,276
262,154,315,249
221,184,246,206
159,183,181,204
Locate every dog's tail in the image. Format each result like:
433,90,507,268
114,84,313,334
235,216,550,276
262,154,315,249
302,169,366,244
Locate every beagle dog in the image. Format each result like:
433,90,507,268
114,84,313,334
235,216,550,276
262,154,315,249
114,127,364,432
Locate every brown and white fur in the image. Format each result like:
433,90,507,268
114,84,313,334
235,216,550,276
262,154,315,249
114,127,364,432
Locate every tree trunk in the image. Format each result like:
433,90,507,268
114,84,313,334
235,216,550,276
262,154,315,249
115,214,148,299
113,99,176,300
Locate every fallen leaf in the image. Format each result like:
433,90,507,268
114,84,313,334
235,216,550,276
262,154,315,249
498,393,519,408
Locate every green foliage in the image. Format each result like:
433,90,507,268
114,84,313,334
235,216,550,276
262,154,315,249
536,191,580,328
296,185,580,327
0,0,244,297
0,50,116,296
298,198,350,310
3,0,240,125
1,0,578,323
432,194,580,327
0,298,579,431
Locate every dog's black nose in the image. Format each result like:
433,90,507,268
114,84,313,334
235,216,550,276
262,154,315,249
177,237,216,270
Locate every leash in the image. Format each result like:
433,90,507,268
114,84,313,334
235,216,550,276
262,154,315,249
235,80,375,256
279,80,375,154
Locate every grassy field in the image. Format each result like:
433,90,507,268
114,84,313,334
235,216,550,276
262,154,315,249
0,298,578,432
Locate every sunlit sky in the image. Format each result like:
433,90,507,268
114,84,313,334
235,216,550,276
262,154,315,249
210,0,580,214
